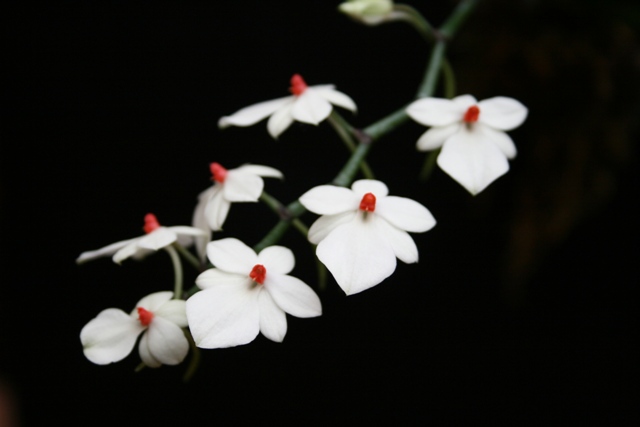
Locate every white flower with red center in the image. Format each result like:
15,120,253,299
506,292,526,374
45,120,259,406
186,238,322,349
218,74,357,139
406,95,528,195
191,162,283,260
299,179,436,295
76,213,208,265
80,291,189,367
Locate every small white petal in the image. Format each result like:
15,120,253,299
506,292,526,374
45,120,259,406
137,228,177,251
223,170,264,202
204,186,231,231
374,217,419,264
219,96,292,128
351,179,389,198
299,185,359,215
267,100,295,138
186,285,260,349
451,94,478,108
437,128,510,195
307,211,358,244
316,217,396,295
80,308,144,365
234,164,284,179
143,317,189,366
258,290,287,343
112,240,144,264
167,226,209,238
76,237,139,264
478,96,528,131
406,97,467,127
193,187,215,261
416,123,461,151
206,238,257,275
258,246,295,275
478,124,517,159
291,91,332,125
155,299,188,327
376,196,436,233
311,86,357,112
196,268,251,290
138,331,161,368
264,273,322,318
134,291,173,314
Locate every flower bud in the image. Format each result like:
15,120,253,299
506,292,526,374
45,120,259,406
338,0,394,25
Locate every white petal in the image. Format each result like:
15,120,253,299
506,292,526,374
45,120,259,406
478,124,517,159
155,299,188,327
258,290,287,343
258,246,295,275
416,123,461,151
376,196,436,232
351,179,389,198
235,164,284,179
134,291,173,313
167,226,209,238
451,94,478,108
142,317,189,366
137,228,177,251
196,268,251,290
206,238,257,275
291,91,332,125
138,331,161,368
307,211,357,244
218,96,292,128
80,308,144,365
112,240,144,264
264,273,322,318
311,86,357,112
223,170,264,202
406,97,467,127
186,285,260,349
478,97,528,131
374,217,419,264
192,187,215,261
316,217,396,295
204,185,231,231
437,128,510,195
76,237,139,264
299,185,359,215
267,100,295,139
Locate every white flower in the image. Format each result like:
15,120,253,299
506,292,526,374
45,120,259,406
186,238,322,349
76,213,207,265
338,0,394,25
407,94,528,195
299,179,436,295
218,74,357,139
80,291,189,368
191,162,283,261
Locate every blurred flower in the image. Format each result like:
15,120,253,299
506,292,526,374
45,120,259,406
219,74,356,139
338,0,394,25
299,179,436,295
81,291,188,368
192,162,283,261
186,238,322,348
407,95,528,195
76,213,207,265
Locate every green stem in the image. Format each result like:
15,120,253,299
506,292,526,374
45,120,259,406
182,330,201,383
419,148,440,181
393,4,436,42
327,112,374,179
164,245,183,299
439,0,479,39
173,242,201,271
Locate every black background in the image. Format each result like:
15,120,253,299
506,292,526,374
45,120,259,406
3,0,639,425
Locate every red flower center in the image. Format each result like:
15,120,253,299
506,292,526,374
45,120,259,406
289,74,308,96
463,105,480,123
137,307,154,326
143,213,161,234
210,162,228,183
249,264,267,285
359,193,376,212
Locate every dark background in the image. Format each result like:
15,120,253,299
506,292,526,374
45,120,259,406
2,0,639,425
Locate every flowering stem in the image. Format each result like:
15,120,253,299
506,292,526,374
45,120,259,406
259,192,309,237
164,245,183,299
327,111,374,180
253,0,478,250
173,242,201,271
419,148,440,181
182,329,201,383
393,4,436,42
